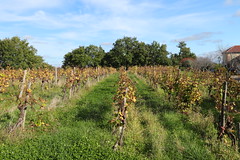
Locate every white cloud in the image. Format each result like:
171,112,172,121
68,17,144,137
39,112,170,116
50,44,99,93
225,0,233,5
0,10,72,29
235,10,240,16
203,39,223,43
23,35,34,40
225,0,240,5
0,0,63,12
33,41,48,44
173,32,221,42
161,13,211,27
80,0,163,16
55,31,80,40
0,0,220,35
101,42,112,46
0,0,67,29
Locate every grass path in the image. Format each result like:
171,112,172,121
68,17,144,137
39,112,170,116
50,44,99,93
128,73,216,160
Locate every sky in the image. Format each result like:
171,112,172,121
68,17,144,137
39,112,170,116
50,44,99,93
0,0,240,66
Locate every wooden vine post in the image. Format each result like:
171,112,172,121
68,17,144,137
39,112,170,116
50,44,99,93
55,67,58,85
96,67,100,82
110,70,136,151
69,69,74,99
18,70,27,99
237,123,240,149
218,72,236,147
20,82,32,129
220,81,228,129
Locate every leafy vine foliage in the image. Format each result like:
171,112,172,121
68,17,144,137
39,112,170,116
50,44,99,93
0,67,116,133
110,69,136,150
131,66,240,147
133,66,202,112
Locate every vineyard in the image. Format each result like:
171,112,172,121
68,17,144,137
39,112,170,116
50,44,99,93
0,67,115,131
0,66,240,159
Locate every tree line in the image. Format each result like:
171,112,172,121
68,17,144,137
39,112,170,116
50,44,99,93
62,36,197,69
0,36,197,69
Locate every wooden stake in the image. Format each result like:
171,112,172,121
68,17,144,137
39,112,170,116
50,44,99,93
18,70,27,99
55,67,58,85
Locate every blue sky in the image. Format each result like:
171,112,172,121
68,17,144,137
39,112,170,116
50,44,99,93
0,0,240,66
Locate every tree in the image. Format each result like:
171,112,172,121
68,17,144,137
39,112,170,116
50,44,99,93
147,41,171,66
102,38,172,68
62,45,105,68
178,41,196,59
177,42,187,56
101,52,113,67
107,37,139,69
85,45,105,67
0,36,45,69
132,42,149,66
62,46,89,68
148,41,159,65
170,53,180,66
171,41,196,67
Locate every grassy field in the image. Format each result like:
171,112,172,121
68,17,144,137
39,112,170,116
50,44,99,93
0,72,240,159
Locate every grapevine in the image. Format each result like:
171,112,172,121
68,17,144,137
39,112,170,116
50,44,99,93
110,69,136,150
131,66,240,147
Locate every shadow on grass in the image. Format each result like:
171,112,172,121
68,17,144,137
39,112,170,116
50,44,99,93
74,75,118,129
129,74,174,114
75,100,112,123
199,98,217,116
0,113,11,123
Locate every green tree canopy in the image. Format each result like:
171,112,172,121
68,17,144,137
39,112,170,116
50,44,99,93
63,38,196,69
148,41,171,66
177,41,196,59
85,45,105,67
107,36,138,69
0,36,45,69
62,45,105,68
132,41,149,66
103,37,171,68
171,41,196,66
